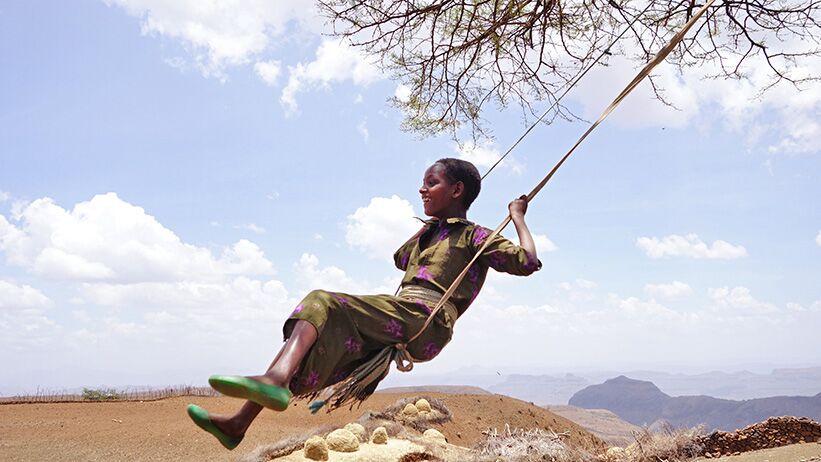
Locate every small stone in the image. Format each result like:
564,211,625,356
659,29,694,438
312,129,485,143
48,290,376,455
419,410,430,419
326,429,359,452
423,428,447,443
415,398,432,412
371,426,389,444
344,423,366,442
402,403,419,417
303,435,329,461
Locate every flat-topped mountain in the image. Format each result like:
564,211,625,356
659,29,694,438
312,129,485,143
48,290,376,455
569,375,821,431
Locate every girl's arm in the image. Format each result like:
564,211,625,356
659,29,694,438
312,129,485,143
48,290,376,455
509,194,537,258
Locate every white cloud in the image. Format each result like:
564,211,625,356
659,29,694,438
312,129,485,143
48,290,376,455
0,191,9,203
357,120,370,143
609,294,681,320
235,223,266,234
345,195,419,261
293,253,366,294
280,40,382,113
708,286,778,315
0,193,274,283
254,60,281,86
557,278,598,303
816,230,821,247
394,84,411,103
533,234,558,253
454,140,523,175
0,280,52,310
104,0,317,78
573,55,699,129
571,46,821,155
636,233,747,259
0,280,58,350
79,277,289,319
644,281,693,299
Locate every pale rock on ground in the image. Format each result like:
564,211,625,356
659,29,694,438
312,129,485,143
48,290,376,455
415,399,432,413
302,435,329,461
324,429,359,452
370,426,388,444
402,403,419,417
343,423,366,442
423,428,447,443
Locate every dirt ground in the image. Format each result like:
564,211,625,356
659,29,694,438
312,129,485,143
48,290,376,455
0,392,605,461
696,442,821,462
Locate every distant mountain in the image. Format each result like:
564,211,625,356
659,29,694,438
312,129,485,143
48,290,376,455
568,375,821,431
375,366,821,407
377,385,491,395
489,373,591,405
620,367,821,400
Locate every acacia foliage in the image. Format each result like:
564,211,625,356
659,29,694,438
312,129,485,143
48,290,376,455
319,0,821,138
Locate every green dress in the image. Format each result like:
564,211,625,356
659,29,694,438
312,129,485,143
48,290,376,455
284,217,542,397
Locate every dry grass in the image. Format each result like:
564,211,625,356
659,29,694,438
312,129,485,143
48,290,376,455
471,423,597,462
0,385,217,404
614,422,706,462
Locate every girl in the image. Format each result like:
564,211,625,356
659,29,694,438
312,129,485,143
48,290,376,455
187,158,541,449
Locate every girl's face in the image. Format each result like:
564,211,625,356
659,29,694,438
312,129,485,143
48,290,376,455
420,163,464,217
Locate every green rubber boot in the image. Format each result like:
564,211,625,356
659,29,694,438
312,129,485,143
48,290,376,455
208,375,292,411
186,404,243,450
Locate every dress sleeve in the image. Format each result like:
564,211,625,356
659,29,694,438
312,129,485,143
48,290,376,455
393,237,416,271
470,226,542,276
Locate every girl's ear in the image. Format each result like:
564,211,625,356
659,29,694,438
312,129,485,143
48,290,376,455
451,181,465,200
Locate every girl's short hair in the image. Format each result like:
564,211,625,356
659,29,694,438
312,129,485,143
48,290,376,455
435,158,481,210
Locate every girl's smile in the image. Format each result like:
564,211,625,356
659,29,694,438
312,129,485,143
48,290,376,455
420,163,464,218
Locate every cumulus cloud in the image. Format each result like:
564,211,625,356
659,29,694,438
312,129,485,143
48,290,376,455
79,277,289,320
454,140,523,175
533,234,558,253
644,281,693,299
0,280,58,350
254,60,282,86
104,0,316,78
609,294,681,321
345,195,419,260
0,280,52,310
571,47,821,155
0,193,274,282
708,286,778,315
636,233,747,259
280,40,382,113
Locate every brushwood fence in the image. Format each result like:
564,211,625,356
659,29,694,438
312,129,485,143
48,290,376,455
0,385,219,404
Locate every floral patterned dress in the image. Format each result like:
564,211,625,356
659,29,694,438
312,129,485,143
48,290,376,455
283,216,542,397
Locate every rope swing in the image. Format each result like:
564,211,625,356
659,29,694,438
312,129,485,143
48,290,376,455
312,0,718,413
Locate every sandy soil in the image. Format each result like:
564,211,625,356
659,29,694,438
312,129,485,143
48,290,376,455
695,442,821,462
0,392,605,461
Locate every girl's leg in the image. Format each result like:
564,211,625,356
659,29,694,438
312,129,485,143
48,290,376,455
210,320,318,436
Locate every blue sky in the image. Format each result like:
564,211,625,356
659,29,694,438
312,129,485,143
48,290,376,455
0,1,819,395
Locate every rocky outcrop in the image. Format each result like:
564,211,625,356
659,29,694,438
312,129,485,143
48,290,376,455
698,416,821,458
